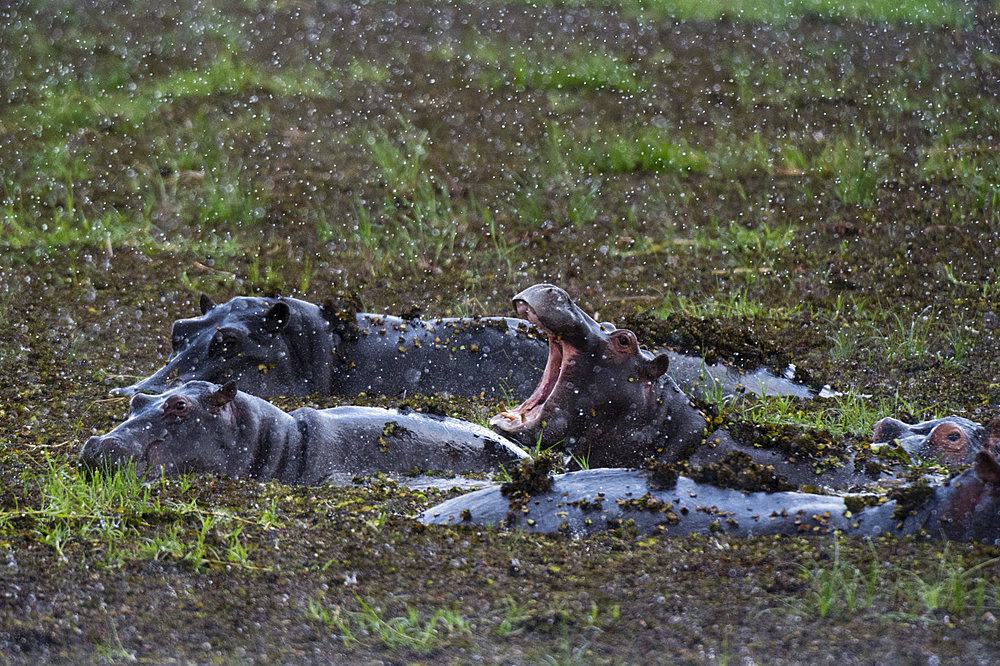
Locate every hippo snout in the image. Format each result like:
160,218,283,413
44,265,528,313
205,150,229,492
872,417,907,444
79,435,142,472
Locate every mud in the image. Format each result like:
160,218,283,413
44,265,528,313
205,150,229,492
3,0,1000,662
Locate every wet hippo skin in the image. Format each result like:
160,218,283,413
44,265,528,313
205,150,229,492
420,447,1000,543
114,295,548,400
82,380,528,482
490,283,710,468
115,293,814,403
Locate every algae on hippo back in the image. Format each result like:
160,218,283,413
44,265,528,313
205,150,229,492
114,291,816,405
420,447,1000,543
114,294,549,400
82,380,529,483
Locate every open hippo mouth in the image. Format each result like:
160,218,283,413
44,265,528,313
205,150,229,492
489,283,609,439
487,284,699,467
491,298,569,432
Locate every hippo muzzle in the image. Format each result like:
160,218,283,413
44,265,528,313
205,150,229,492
80,434,147,473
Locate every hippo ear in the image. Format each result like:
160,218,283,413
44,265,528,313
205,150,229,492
200,294,216,315
263,302,290,335
640,353,670,383
986,416,1000,452
974,447,1000,486
209,380,238,411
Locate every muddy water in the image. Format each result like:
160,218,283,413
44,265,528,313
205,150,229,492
3,1,1000,662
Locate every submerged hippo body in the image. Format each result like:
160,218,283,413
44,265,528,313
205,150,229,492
82,381,528,483
687,414,998,490
420,450,1000,543
116,295,548,400
871,416,997,465
117,294,812,403
490,284,708,467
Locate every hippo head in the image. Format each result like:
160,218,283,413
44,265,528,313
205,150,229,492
490,284,703,467
81,380,249,478
927,445,1000,542
114,295,334,397
871,415,1000,465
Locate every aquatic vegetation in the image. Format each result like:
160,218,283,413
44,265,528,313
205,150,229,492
3,0,1000,661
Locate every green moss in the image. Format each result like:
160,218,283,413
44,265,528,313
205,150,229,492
889,479,937,521
500,451,561,499
688,450,796,493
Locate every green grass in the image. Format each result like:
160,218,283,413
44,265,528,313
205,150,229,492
573,128,711,175
717,389,944,440
480,47,645,94
615,0,979,26
790,539,1000,621
305,594,471,651
0,461,280,570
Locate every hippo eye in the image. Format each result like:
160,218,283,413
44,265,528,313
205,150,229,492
209,329,241,357
616,334,631,348
947,431,962,443
165,397,190,418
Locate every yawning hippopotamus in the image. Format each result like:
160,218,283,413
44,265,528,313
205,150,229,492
420,447,1000,543
490,284,708,468
82,380,528,483
115,295,548,400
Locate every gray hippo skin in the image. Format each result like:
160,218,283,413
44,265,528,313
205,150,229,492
115,295,548,400
490,284,708,468
81,380,528,482
115,294,812,402
420,448,1000,543
871,415,999,464
688,415,998,490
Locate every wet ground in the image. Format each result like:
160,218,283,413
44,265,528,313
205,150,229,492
3,0,1000,662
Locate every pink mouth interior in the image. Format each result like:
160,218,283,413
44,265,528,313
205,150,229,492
491,303,570,431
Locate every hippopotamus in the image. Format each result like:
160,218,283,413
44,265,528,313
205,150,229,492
871,415,999,465
114,295,548,400
115,292,816,403
81,380,528,483
488,284,709,468
419,447,1000,543
686,414,998,490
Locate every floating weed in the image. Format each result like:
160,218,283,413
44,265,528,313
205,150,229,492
306,594,470,651
495,597,526,637
901,546,999,617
